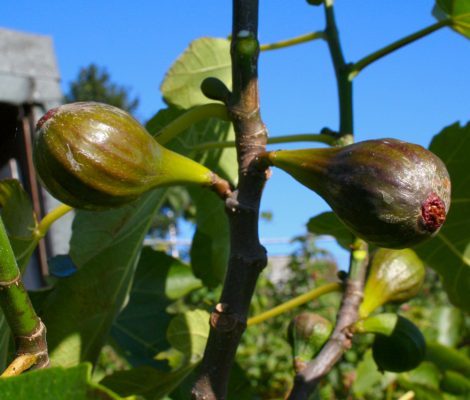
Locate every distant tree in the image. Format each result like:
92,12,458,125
64,63,139,113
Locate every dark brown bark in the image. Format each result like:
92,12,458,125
191,1,269,399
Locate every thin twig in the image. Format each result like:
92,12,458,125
288,239,368,399
190,133,336,152
260,31,325,51
349,20,450,79
247,282,341,326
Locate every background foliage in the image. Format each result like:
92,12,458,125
0,1,469,399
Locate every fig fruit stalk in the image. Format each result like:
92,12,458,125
262,139,451,248
34,102,229,210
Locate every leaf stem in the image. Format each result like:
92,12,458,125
33,203,73,240
191,133,336,152
349,20,450,79
260,31,326,52
154,103,230,145
247,282,341,326
1,354,37,377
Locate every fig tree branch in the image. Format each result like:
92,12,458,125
349,19,451,79
0,216,49,373
247,282,342,326
288,239,369,399
260,31,326,52
191,0,269,398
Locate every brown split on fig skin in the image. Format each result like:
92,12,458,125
420,192,447,232
36,107,59,129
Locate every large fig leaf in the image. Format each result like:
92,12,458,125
189,188,230,287
160,37,231,109
433,0,470,39
415,122,470,312
40,189,166,367
112,248,201,366
0,363,138,400
352,350,389,397
102,310,209,399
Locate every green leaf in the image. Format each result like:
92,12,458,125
433,0,470,39
398,383,444,400
0,363,137,400
112,248,202,366
101,310,210,399
161,37,231,109
406,362,442,390
101,364,193,400
352,350,386,397
165,309,210,362
189,188,229,287
146,106,235,288
40,190,167,367
307,211,354,250
440,370,470,396
415,122,470,312
0,179,38,271
425,342,470,375
431,306,463,347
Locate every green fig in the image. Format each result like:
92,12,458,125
263,139,451,249
287,312,333,372
367,314,426,373
34,102,226,210
359,248,425,318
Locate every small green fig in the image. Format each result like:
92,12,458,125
263,139,451,249
287,312,333,372
359,248,425,318
34,102,225,210
369,314,426,373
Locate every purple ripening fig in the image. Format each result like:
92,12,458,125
262,139,451,249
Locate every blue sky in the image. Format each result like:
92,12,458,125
2,1,469,267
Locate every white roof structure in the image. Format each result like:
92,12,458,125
0,28,62,107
